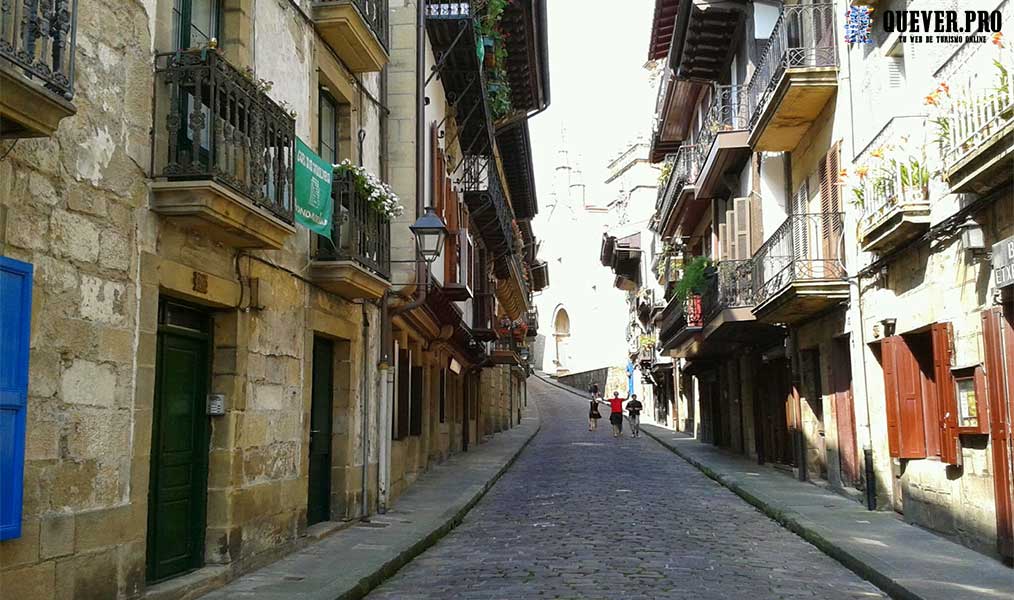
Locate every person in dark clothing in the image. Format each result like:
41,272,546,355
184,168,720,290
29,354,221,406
626,394,643,437
588,397,602,430
588,383,599,398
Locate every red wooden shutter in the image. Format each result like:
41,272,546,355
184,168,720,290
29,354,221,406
896,337,929,459
882,337,902,458
983,308,1014,558
932,323,959,465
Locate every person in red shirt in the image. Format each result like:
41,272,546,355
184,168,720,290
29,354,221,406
607,391,626,438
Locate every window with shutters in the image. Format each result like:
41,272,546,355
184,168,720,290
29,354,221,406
879,325,960,464
0,258,32,541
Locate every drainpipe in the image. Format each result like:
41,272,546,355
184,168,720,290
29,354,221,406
360,303,371,519
854,271,878,510
378,292,393,513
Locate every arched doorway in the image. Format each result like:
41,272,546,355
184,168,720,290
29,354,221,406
552,306,571,375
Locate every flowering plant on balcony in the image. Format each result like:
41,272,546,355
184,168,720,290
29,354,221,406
849,133,930,209
335,160,405,218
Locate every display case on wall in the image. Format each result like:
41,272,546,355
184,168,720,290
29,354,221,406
953,365,990,435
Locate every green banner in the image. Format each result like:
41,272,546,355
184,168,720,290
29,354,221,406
294,138,333,239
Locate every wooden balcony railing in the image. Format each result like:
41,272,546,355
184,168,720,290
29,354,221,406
752,212,846,307
747,2,837,131
314,170,391,280
154,49,295,223
1,0,77,100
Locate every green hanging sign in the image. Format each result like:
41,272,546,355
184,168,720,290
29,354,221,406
294,138,333,239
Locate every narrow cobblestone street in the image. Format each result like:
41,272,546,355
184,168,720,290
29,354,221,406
366,378,888,599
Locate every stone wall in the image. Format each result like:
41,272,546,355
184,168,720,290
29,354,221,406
856,196,1013,558
558,366,629,398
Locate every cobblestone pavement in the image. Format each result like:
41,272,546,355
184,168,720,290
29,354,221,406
366,378,887,600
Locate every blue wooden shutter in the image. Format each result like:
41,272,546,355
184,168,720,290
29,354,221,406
0,257,33,541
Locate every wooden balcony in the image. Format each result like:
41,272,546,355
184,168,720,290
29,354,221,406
151,50,296,250
746,3,838,151
939,44,1014,195
0,2,77,138
668,0,747,82
695,85,751,198
310,171,392,300
751,213,848,324
856,116,932,254
490,338,522,366
313,0,389,73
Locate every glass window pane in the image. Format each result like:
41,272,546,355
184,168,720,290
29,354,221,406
191,0,217,43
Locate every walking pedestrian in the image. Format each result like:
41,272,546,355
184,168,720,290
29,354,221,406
626,394,643,437
608,391,625,438
588,396,602,430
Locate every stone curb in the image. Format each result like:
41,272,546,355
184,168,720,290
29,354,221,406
338,401,543,600
535,373,915,600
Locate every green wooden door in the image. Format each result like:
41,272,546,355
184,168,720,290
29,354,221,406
147,302,210,583
308,337,334,526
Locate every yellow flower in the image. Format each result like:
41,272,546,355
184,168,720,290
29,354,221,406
856,165,869,179
993,32,1004,48
871,147,884,159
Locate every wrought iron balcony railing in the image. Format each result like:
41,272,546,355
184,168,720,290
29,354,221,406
154,50,296,223
314,170,392,279
752,212,846,307
317,0,390,49
747,2,837,131
696,85,749,165
658,293,703,348
1,0,77,101
700,260,754,322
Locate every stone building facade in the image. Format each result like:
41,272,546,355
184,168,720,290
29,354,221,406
643,0,1013,563
0,0,549,598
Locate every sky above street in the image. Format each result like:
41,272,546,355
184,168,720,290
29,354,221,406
530,0,658,208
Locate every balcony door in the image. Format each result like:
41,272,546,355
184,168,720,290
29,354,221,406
172,0,221,169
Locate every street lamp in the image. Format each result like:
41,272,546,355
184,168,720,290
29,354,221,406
410,206,448,264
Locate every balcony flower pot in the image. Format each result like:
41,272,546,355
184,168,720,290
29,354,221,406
482,36,496,68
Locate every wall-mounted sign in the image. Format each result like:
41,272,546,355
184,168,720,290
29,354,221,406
993,235,1014,289
294,138,333,239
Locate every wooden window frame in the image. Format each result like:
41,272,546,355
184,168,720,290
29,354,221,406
951,365,990,436
318,88,339,165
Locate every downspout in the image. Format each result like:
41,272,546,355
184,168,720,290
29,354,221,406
360,303,370,519
378,291,392,512
844,34,877,510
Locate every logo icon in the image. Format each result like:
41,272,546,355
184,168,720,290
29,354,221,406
844,5,874,44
